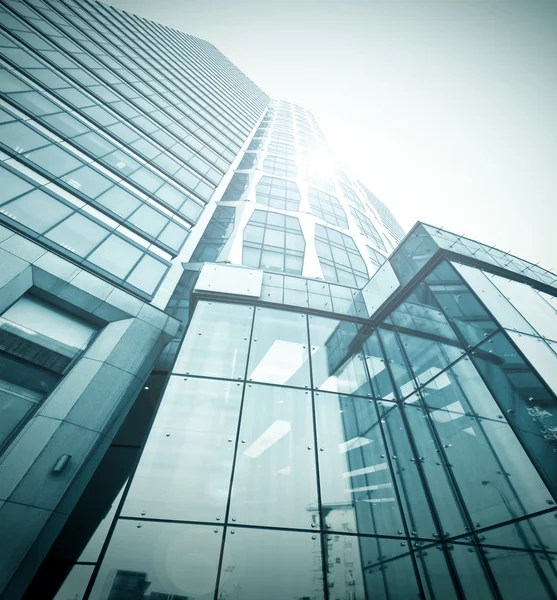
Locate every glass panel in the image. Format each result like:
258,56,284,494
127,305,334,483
229,384,317,529
87,235,142,278
363,331,396,400
217,528,324,600
125,254,167,295
489,274,557,341
418,356,502,421
404,402,468,537
246,308,309,387
378,328,416,398
122,378,241,522
1,190,73,233
413,543,460,600
449,543,496,599
174,301,252,380
45,213,109,256
379,403,439,539
316,393,405,536
310,316,371,396
325,535,421,600
53,564,94,600
89,520,222,600
472,332,557,499
508,331,557,395
428,406,554,529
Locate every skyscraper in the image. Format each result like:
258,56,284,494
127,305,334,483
0,1,556,599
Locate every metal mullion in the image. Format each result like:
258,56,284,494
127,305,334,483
359,345,426,598
376,330,469,599
306,314,330,600
212,303,256,600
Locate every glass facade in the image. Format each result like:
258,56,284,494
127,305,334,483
4,3,556,600
76,256,557,600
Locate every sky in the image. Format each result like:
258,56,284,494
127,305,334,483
107,0,557,269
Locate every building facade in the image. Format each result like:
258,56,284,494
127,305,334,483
0,1,556,600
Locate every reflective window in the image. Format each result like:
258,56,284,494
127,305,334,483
1,189,73,234
89,520,222,600
339,182,365,210
367,245,386,267
267,140,295,156
52,565,94,600
247,308,309,387
237,151,256,170
45,213,109,255
217,527,324,600
229,385,317,529
316,394,405,535
87,235,142,278
174,301,252,380
349,206,386,251
314,224,369,287
262,154,297,178
255,176,300,211
325,535,421,599
308,187,348,229
310,316,371,396
122,378,242,522
191,206,235,262
220,173,248,201
242,210,305,275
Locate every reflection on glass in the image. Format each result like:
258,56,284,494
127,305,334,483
472,332,557,500
378,328,415,398
428,408,553,529
246,308,309,387
508,331,557,396
122,378,242,522
413,543,460,600
174,302,252,379
53,564,94,600
217,527,324,600
310,316,371,396
403,401,468,537
426,261,499,346
379,403,438,539
449,544,495,599
89,520,222,600
325,535,420,600
229,385,317,529
315,393,405,535
417,357,502,421
363,332,396,400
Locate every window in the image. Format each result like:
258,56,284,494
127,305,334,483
243,210,305,275
349,206,386,252
0,295,97,452
262,155,297,178
267,141,295,156
308,188,348,229
315,224,368,287
367,245,386,267
191,206,235,262
340,183,364,211
237,152,257,170
255,176,300,211
220,173,249,202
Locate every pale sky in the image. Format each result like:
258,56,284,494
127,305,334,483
107,0,557,270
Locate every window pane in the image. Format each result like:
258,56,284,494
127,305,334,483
89,520,222,600
123,378,241,522
247,308,309,387
229,385,317,529
1,190,73,233
45,213,109,256
217,527,324,600
126,254,167,295
310,316,371,396
88,236,142,278
316,393,405,536
174,301,252,380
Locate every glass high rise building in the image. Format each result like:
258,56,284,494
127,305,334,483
0,1,556,599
